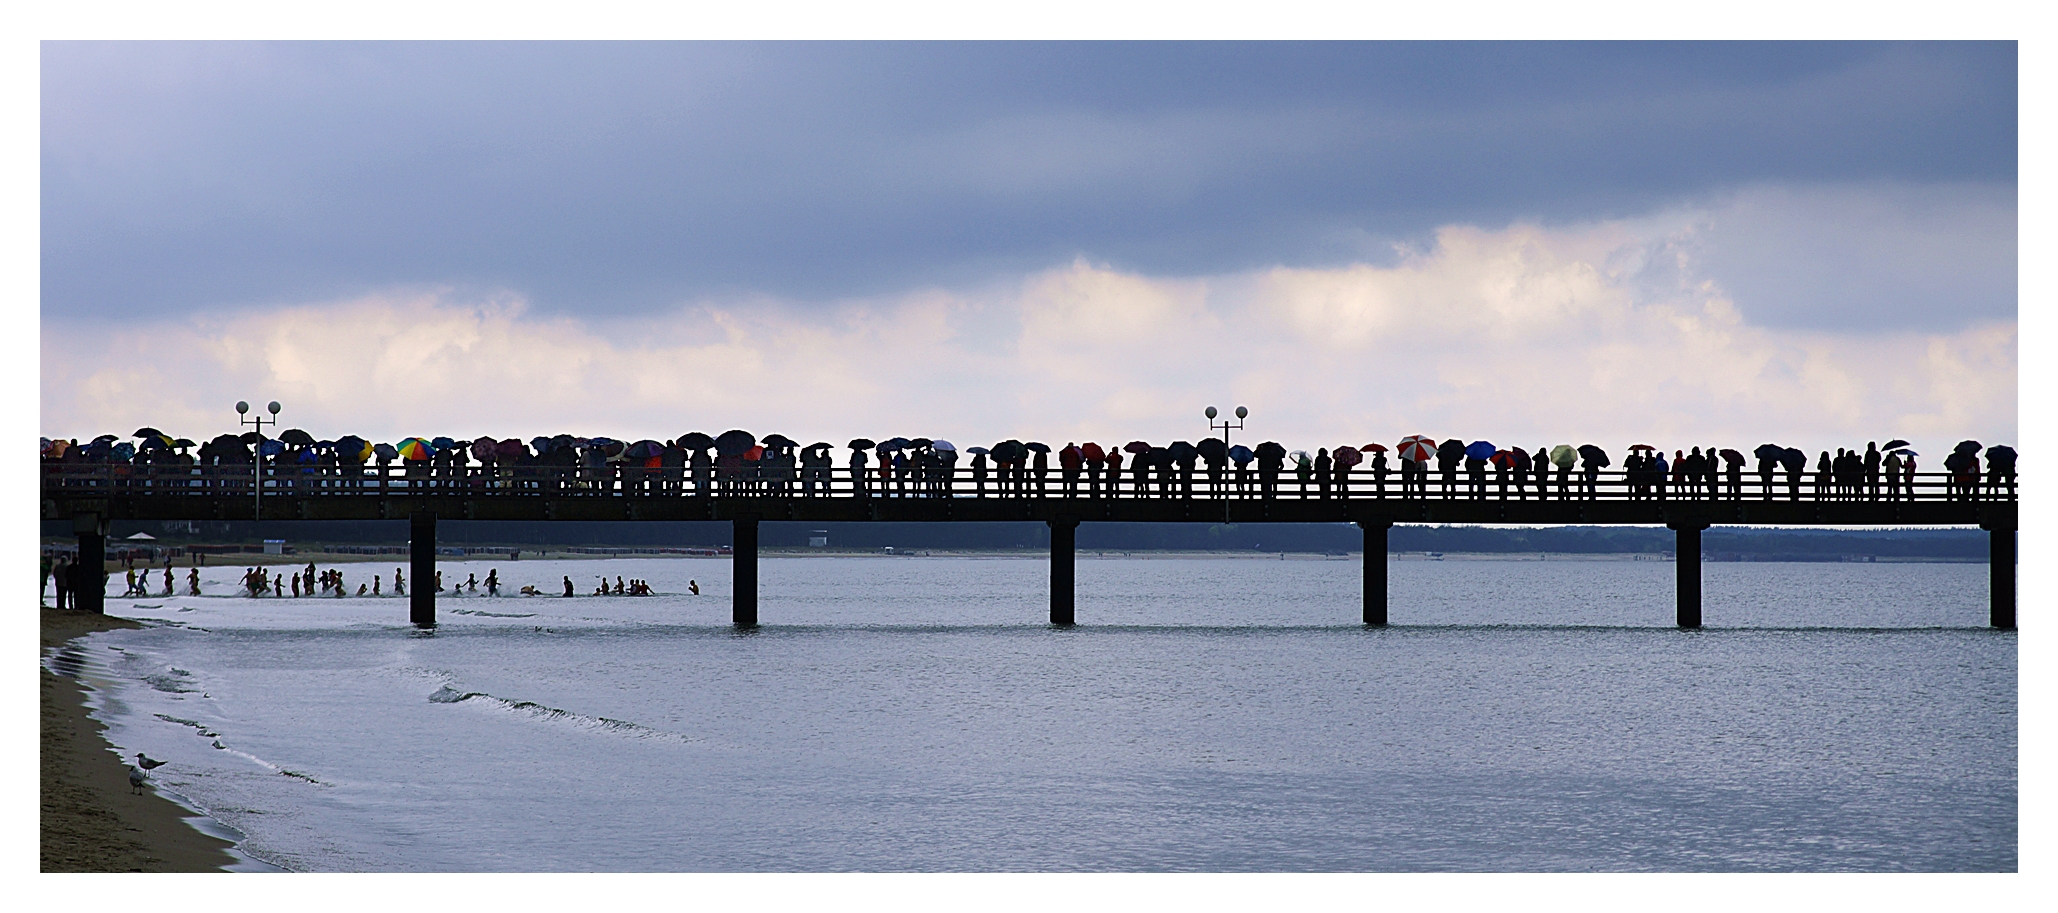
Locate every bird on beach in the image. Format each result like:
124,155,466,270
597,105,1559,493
128,766,147,794
135,752,167,770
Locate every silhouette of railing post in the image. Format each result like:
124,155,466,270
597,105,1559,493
1668,520,1708,628
410,511,435,626
733,515,759,626
74,512,106,614
1985,521,2015,630
1357,517,1391,626
1049,516,1079,625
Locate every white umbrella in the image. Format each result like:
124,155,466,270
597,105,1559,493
125,532,156,540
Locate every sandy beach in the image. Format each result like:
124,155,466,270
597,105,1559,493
41,607,236,872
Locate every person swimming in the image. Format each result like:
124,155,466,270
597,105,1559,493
688,579,700,596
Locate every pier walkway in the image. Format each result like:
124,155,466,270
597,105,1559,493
42,465,2017,630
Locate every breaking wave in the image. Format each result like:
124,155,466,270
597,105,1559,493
427,684,697,743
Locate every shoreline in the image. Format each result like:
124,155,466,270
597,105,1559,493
41,607,239,872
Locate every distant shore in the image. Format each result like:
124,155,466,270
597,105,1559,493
41,607,237,872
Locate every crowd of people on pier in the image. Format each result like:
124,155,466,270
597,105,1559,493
41,427,2018,502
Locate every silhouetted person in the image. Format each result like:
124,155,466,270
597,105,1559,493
1314,449,1333,499
1863,443,1882,500
1060,443,1082,497
1371,450,1389,497
1437,439,1464,498
1986,445,2016,499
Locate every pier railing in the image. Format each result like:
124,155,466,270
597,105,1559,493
39,462,2017,504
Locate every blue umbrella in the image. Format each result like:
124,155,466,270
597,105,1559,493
259,440,286,456
1464,440,1496,460
431,436,457,450
112,442,136,460
1229,444,1254,464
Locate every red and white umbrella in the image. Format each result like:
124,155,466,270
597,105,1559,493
1397,435,1436,462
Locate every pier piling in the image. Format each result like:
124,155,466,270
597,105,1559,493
74,513,105,615
1669,521,1707,629
409,511,435,627
1049,516,1078,625
1986,523,2015,630
733,515,759,627
1357,518,1391,626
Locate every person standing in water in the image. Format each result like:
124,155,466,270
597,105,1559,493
563,576,574,597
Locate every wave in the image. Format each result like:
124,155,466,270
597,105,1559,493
426,684,698,744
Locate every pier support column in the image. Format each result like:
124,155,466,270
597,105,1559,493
1049,516,1079,626
1985,523,2015,630
1668,521,1707,629
74,513,106,615
1357,518,1392,626
733,515,759,627
409,511,436,627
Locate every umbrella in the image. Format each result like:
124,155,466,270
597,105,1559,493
1396,435,1435,462
1335,446,1363,468
1881,438,1910,451
844,438,874,451
1550,444,1576,469
908,437,933,449
883,437,911,450
1229,444,1254,464
993,440,1026,462
137,434,172,451
373,443,399,461
395,438,434,460
1490,449,1514,468
1167,441,1197,462
715,430,757,456
257,440,285,457
1025,442,1051,454
761,433,798,450
1986,445,2015,461
125,531,155,540
1464,440,1496,461
113,442,136,460
296,447,320,464
1080,442,1106,461
743,445,764,461
1719,449,1745,466
1955,440,1981,454
239,431,266,445
1255,441,1287,461
430,436,457,450
1753,443,1785,462
280,429,316,446
93,434,119,443
1628,444,1657,452
1196,438,1227,462
1361,443,1389,453
1289,450,1311,464
1124,441,1153,455
1892,448,1917,457
626,440,666,458
530,436,554,453
1577,444,1609,467
676,432,715,451
472,435,500,455
932,440,956,452
1780,447,1806,472
499,440,528,459
967,447,990,455
133,427,164,439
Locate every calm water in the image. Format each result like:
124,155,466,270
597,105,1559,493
53,555,2014,872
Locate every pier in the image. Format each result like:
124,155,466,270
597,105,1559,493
43,465,2016,629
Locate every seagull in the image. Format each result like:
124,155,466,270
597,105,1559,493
128,766,147,794
135,752,167,770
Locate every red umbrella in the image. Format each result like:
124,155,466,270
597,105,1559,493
1334,446,1363,468
1124,441,1153,455
1491,449,1515,468
1628,444,1657,451
1360,443,1389,453
1397,435,1436,462
1080,442,1106,461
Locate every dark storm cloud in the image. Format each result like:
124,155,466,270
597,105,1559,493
42,41,2015,327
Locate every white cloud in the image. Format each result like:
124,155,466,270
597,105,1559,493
41,218,2015,459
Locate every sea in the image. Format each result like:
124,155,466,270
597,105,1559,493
47,554,2015,872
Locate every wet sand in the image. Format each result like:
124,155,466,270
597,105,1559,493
41,607,236,872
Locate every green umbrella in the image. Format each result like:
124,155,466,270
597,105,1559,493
1550,444,1576,469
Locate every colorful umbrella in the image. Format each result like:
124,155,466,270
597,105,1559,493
1334,446,1363,468
396,438,434,461
1396,435,1436,462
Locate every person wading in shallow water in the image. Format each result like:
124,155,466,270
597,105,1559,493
563,576,574,597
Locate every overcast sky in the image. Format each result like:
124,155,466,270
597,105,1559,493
41,41,2017,452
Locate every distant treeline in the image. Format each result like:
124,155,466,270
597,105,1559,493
51,518,1989,560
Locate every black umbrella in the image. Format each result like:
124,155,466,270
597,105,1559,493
278,428,315,446
992,440,1026,462
677,431,715,451
239,431,266,445
715,430,757,456
761,433,798,449
1167,441,1197,462
1577,444,1610,467
1255,441,1286,461
848,438,876,450
1955,440,1982,454
1779,447,1806,472
1883,438,1910,451
173,438,195,449
883,437,911,450
373,442,399,461
909,438,933,449
1196,438,1227,462
1024,442,1051,454
133,427,164,438
1753,443,1785,462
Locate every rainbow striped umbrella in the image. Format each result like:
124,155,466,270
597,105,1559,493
396,437,435,461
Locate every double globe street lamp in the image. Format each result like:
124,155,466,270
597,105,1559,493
237,400,280,518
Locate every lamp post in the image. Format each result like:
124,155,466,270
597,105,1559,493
238,400,280,520
1207,406,1248,513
